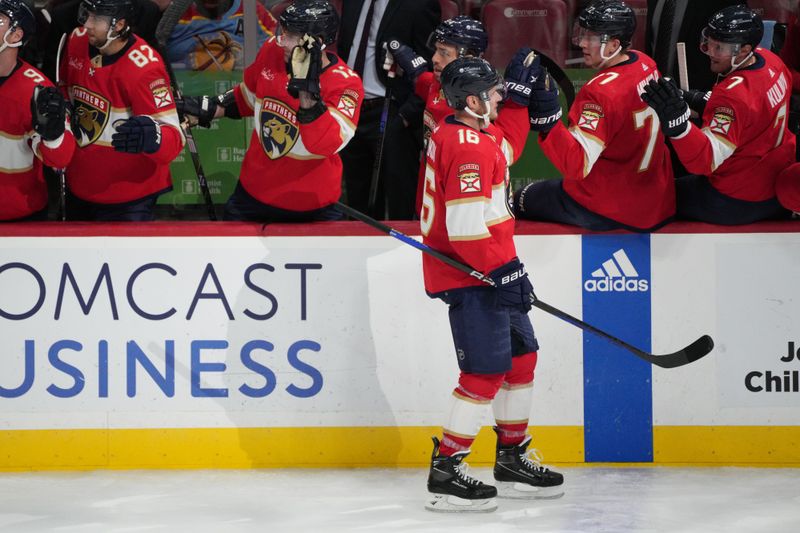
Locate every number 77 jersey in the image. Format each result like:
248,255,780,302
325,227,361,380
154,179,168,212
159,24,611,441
540,51,675,230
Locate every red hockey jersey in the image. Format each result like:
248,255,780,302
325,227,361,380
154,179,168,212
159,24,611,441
0,60,74,220
414,71,529,213
62,30,184,203
421,117,518,295
232,39,363,211
540,51,675,230
670,48,796,201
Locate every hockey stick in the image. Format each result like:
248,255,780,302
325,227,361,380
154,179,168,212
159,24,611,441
154,0,217,221
367,62,396,215
534,49,575,109
335,201,714,369
55,32,67,221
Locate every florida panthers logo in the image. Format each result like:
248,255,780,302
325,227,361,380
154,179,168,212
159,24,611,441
70,86,110,146
259,98,298,159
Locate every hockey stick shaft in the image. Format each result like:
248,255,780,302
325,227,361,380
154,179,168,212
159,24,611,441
154,14,217,221
56,32,67,222
335,202,714,368
368,69,395,215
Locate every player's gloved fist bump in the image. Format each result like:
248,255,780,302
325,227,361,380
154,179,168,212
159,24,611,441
288,34,323,99
489,257,534,313
111,116,162,154
503,47,539,106
683,89,711,114
176,95,217,128
31,85,67,142
641,77,690,137
528,74,562,133
385,40,428,81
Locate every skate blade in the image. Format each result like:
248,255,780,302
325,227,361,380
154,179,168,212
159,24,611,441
425,493,498,513
495,481,565,500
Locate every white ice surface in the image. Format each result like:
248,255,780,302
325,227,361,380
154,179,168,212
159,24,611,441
0,466,798,532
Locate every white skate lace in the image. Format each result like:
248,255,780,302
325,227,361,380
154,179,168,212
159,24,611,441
520,448,549,473
455,461,483,486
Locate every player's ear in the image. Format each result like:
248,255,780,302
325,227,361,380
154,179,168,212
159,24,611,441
113,18,127,35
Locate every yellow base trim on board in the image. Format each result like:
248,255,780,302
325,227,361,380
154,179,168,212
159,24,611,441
654,426,800,464
3,425,800,471
0,426,583,471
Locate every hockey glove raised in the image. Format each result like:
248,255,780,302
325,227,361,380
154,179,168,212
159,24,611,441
31,86,67,142
684,89,711,115
489,258,534,313
503,47,539,106
111,116,162,154
288,34,323,99
641,78,690,137
528,74,562,133
385,40,428,81
176,95,218,128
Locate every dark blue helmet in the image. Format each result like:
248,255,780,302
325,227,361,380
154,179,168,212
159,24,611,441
577,0,636,47
428,15,488,57
440,56,502,110
78,0,138,22
279,0,339,46
705,5,763,47
0,0,35,45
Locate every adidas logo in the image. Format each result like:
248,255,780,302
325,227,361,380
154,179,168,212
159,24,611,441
584,249,649,292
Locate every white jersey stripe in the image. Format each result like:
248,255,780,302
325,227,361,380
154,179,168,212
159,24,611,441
0,132,35,173
701,127,736,171
569,126,606,177
446,198,490,240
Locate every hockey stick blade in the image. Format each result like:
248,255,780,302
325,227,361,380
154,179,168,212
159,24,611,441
532,298,714,368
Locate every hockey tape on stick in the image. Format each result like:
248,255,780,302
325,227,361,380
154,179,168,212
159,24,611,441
155,0,193,49
335,202,714,369
676,42,689,91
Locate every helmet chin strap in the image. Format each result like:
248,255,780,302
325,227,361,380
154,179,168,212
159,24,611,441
464,99,491,128
0,27,23,54
97,19,122,51
596,39,622,69
722,49,754,77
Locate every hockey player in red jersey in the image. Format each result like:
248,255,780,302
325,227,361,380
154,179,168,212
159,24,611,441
0,0,74,221
177,0,363,222
421,57,563,513
515,0,676,232
642,5,797,225
61,0,184,221
386,16,536,215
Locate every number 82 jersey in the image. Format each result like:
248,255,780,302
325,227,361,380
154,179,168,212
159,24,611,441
61,29,184,204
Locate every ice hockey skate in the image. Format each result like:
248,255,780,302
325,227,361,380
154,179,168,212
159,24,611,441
494,431,565,499
425,437,498,513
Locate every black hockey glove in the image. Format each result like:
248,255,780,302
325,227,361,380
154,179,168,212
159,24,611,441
503,47,539,106
176,95,218,128
288,34,323,99
385,40,428,81
489,258,534,313
641,78,690,137
528,73,562,133
31,85,67,141
684,89,711,115
111,116,162,154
